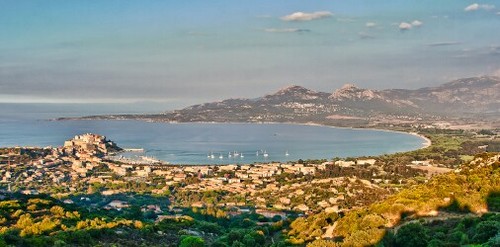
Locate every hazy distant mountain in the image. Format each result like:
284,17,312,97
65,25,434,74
60,76,500,127
385,76,500,114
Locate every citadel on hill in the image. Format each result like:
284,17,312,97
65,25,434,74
63,134,121,158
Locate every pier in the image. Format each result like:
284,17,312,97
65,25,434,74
123,148,144,152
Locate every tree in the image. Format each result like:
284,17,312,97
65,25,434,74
471,221,499,243
395,223,429,247
179,236,205,247
242,234,256,246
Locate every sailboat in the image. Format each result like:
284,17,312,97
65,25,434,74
285,150,289,156
219,153,223,159
240,152,244,158
263,150,269,157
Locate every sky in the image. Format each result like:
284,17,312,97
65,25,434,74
1,0,499,108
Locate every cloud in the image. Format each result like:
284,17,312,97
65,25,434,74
411,20,423,27
426,41,462,47
398,20,423,31
482,4,495,10
358,32,375,39
264,28,310,33
464,3,495,11
465,3,480,11
398,22,412,30
281,11,333,21
336,18,355,22
365,22,377,28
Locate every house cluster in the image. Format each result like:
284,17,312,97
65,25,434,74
176,162,325,194
0,133,446,217
334,158,377,167
0,147,68,192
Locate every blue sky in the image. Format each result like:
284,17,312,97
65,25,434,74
1,0,499,107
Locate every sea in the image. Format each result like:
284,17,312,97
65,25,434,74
0,103,427,165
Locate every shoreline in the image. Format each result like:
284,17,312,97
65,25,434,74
3,119,432,165
55,117,433,149
140,120,433,151
87,119,433,164
408,132,432,149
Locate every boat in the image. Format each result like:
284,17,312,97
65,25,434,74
140,155,162,163
285,150,289,156
240,152,244,158
263,151,269,157
228,152,232,158
219,154,223,159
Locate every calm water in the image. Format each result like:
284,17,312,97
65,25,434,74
0,104,426,164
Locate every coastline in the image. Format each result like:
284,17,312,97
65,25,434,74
409,132,432,149
272,121,432,150
151,120,433,151
3,119,432,165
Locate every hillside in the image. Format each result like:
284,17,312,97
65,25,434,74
291,153,500,246
59,76,500,128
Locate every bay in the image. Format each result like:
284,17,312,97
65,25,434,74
0,115,426,165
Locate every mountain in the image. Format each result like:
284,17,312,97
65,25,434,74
59,76,500,127
385,76,500,114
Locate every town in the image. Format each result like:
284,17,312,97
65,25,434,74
0,133,457,218
0,130,498,246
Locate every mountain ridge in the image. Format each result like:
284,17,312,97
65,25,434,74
58,76,500,128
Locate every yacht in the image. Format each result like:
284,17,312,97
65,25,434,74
208,152,215,159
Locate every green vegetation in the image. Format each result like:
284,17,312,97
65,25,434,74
287,212,338,244
0,192,290,246
301,153,499,246
0,194,151,246
180,236,205,247
379,129,500,168
384,213,500,247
